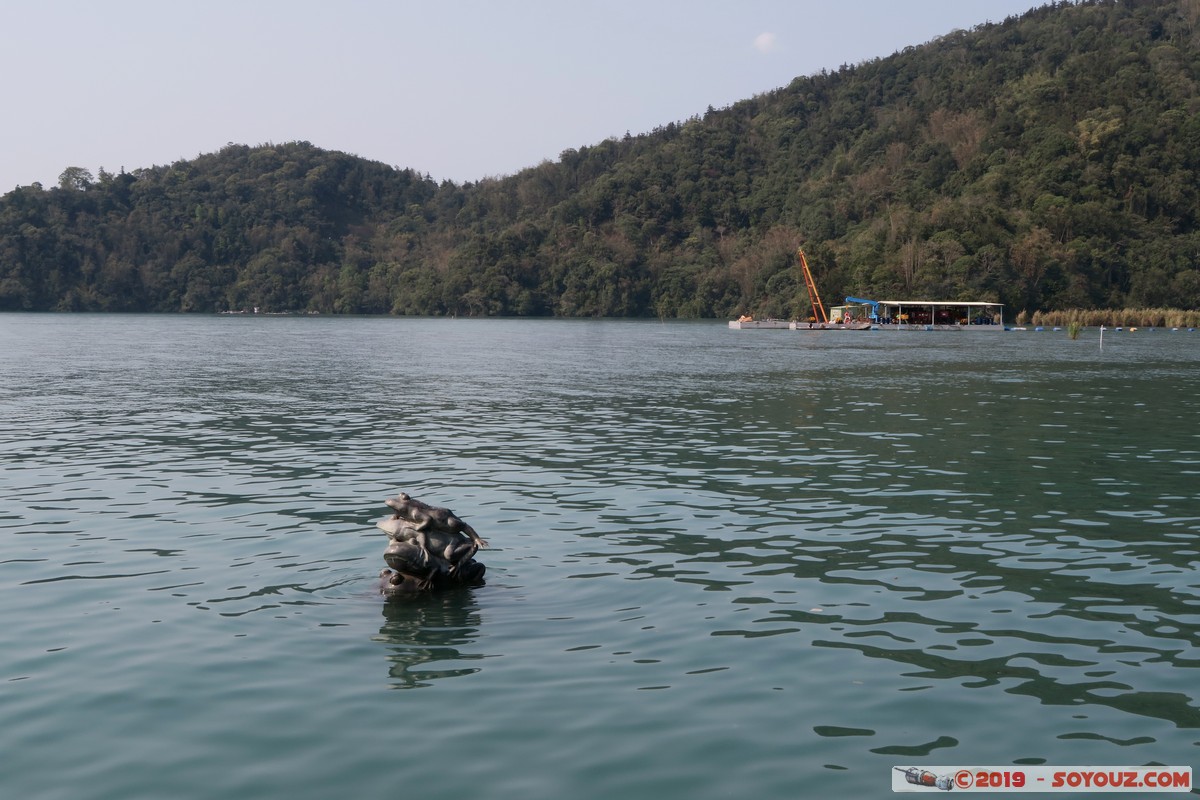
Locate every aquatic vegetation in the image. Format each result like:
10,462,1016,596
1032,307,1200,330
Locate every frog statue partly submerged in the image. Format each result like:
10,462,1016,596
376,493,487,594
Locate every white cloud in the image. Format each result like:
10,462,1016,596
753,32,777,53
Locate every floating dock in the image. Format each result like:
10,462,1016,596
727,319,792,329
726,319,871,330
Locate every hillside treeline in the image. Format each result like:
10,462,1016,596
2,0,1199,318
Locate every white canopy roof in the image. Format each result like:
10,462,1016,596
873,300,1003,307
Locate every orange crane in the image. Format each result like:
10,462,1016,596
797,247,828,324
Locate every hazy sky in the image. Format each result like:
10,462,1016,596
1,0,1042,191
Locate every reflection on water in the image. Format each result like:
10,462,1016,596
375,591,487,688
1,315,1198,799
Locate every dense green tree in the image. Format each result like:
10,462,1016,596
57,167,93,191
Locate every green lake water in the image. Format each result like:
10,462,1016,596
1,315,1197,799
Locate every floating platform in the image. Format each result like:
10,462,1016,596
790,321,873,331
727,319,871,330
728,319,792,329
877,323,1001,331
727,320,1005,331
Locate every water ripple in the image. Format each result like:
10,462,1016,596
2,317,1199,799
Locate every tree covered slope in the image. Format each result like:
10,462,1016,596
2,0,1198,317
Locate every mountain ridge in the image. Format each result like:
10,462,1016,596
3,0,1198,317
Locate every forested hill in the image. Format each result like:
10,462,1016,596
3,0,1200,317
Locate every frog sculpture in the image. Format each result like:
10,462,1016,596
376,493,487,594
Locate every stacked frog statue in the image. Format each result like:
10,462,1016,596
377,492,488,594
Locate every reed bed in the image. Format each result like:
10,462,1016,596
1017,308,1200,328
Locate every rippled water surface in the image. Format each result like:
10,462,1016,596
2,315,1198,799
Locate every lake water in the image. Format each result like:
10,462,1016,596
2,315,1198,799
